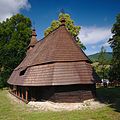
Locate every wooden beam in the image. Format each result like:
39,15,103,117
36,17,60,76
25,87,28,101
9,91,28,104
22,89,24,99
18,87,20,97
15,86,17,95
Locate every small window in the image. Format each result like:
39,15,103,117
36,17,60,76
20,68,27,76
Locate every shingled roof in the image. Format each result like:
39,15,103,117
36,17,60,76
8,20,98,86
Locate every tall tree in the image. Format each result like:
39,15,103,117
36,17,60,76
0,14,32,88
108,14,120,81
92,46,110,80
98,46,108,79
44,13,86,50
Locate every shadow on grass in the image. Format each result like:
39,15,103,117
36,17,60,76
96,87,120,112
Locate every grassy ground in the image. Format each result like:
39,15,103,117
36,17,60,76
0,87,120,120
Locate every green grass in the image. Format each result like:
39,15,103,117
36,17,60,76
0,88,120,120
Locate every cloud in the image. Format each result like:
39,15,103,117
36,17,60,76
0,0,31,22
102,42,110,47
79,26,112,45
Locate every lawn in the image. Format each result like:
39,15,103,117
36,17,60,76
0,87,120,120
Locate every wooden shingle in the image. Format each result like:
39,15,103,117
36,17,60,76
8,24,99,86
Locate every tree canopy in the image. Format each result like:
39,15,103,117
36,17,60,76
108,14,120,81
0,14,32,88
44,13,86,50
92,46,110,80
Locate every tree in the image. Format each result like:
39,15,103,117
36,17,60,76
92,46,110,80
44,13,86,50
0,14,32,88
108,14,120,81
98,46,109,79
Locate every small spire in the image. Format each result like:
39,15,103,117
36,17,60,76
32,28,37,36
60,17,66,26
27,29,37,50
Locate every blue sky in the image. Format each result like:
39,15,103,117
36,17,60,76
0,0,120,55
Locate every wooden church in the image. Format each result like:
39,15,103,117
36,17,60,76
7,18,99,103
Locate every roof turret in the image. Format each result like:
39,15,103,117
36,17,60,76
28,29,37,49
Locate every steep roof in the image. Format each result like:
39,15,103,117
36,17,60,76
8,24,99,86
15,25,90,70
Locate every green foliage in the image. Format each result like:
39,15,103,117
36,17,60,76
0,14,32,88
44,13,86,50
98,46,106,64
89,52,112,63
93,62,110,80
92,47,110,79
108,14,120,81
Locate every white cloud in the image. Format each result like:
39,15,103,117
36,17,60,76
102,42,110,47
0,0,31,22
79,26,112,45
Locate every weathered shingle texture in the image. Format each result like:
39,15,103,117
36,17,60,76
8,25,98,86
